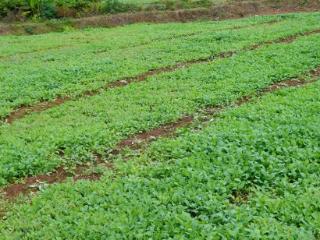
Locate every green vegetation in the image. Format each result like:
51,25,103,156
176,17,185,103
1,76,319,239
1,13,320,119
0,12,320,239
0,14,278,57
0,0,225,20
0,0,138,19
0,0,317,21
0,30,320,185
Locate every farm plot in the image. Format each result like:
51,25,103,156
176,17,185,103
0,12,320,239
0,30,320,185
0,14,279,57
0,13,320,119
1,72,320,239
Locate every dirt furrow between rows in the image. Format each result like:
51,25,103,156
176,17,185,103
111,68,320,152
3,28,320,125
2,67,320,201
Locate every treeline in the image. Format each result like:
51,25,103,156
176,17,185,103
0,0,212,21
0,0,140,20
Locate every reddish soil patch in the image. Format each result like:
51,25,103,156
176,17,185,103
4,28,320,125
5,98,69,124
112,116,194,154
2,66,319,201
3,166,70,198
3,154,112,199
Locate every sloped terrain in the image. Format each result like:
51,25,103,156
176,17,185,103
0,11,320,239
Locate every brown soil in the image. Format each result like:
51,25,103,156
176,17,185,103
3,166,70,198
3,154,112,199
0,0,319,36
4,28,320,125
111,116,194,154
2,66,319,201
5,98,69,124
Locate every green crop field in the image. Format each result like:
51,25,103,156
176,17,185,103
0,11,320,239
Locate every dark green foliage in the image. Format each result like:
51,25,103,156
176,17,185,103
0,0,24,18
0,0,318,20
0,0,140,19
102,0,139,14
0,0,210,20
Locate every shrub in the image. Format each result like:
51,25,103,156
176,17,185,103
0,0,58,19
0,0,24,18
0,0,141,19
101,0,139,14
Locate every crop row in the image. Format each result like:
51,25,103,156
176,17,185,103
3,67,319,200
0,33,320,186
0,16,281,116
1,13,320,118
1,76,319,239
0,14,282,57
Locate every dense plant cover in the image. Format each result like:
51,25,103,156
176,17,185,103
0,13,320,239
0,31,320,185
0,13,319,119
1,79,319,239
0,0,138,19
0,0,216,20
